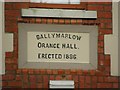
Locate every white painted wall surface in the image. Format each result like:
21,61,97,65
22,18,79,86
105,2,119,76
0,1,4,90
0,1,4,75
0,2,13,75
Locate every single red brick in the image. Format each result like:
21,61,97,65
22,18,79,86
22,69,28,74
5,3,13,10
98,66,105,71
85,76,91,88
82,20,89,25
99,23,105,29
16,75,22,81
105,66,110,72
43,83,49,89
87,2,97,4
79,76,85,88
104,6,112,11
104,77,119,83
73,75,79,83
5,71,15,75
91,76,97,83
76,19,82,24
2,74,15,80
65,69,71,74
99,29,112,35
18,17,24,22
98,12,112,18
5,25,18,33
28,69,34,74
91,83,97,88
77,70,83,75
29,83,37,88
5,58,17,64
85,83,91,88
95,20,100,25
98,76,104,83
104,68,110,76
37,83,43,88
55,75,62,80
75,82,79,88
59,19,65,24
66,75,72,80
37,75,43,83
58,70,64,75
5,64,17,71
21,18,29,23
2,81,8,87
105,55,110,60
29,75,37,82
5,20,17,27
88,2,112,5
5,52,13,58
50,75,55,80
100,19,112,23
34,70,40,74
71,70,77,74
12,3,29,10
5,10,20,17
47,19,53,24
52,70,58,74
119,77,120,81
96,71,104,76
23,83,29,88
53,19,59,24
71,19,77,24
88,20,95,25
98,2,112,5
8,81,22,87
105,23,112,29
65,19,71,24
83,70,89,75
98,54,104,60
98,41,104,47
91,76,97,88
88,5,104,11
36,18,42,23
23,75,28,83
89,70,96,76
40,69,46,74
43,75,49,83
97,83,113,88
98,47,104,54
5,14,17,21
41,18,47,24
104,59,110,66
98,59,104,66
113,83,119,88
98,35,104,41
29,18,35,23
16,69,22,74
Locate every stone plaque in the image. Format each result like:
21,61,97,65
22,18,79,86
27,32,89,63
18,23,98,69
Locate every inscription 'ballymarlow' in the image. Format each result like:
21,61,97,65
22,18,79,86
36,33,81,41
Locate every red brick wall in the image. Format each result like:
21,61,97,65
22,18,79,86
2,2,119,89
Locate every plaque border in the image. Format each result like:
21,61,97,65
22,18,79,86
18,23,98,70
